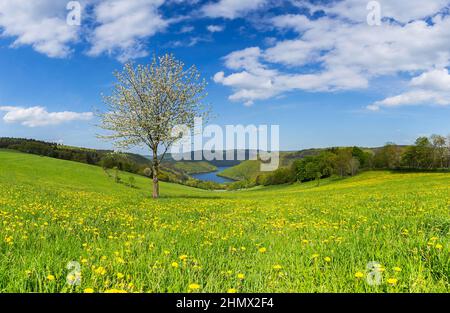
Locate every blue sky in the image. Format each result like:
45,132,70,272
1,0,450,153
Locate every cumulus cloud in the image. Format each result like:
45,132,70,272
0,0,81,58
214,1,450,106
201,0,268,19
87,0,169,62
304,0,450,24
0,106,93,127
0,0,171,61
368,69,450,110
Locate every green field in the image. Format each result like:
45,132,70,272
0,149,448,293
219,160,261,181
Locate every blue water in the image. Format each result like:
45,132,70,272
191,166,234,183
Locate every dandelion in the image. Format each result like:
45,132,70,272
47,274,55,281
227,288,237,293
237,273,245,280
84,288,94,293
355,272,364,279
393,267,402,272
117,272,125,279
435,244,443,250
387,278,398,285
116,257,125,264
188,283,200,290
94,266,106,275
171,262,179,268
179,255,188,261
273,264,282,271
324,257,332,263
258,247,267,253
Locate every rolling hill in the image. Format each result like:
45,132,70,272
0,149,448,292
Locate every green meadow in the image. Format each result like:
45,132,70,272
0,149,448,293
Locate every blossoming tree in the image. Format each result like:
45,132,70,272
99,54,208,198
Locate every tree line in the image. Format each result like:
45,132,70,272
254,134,450,187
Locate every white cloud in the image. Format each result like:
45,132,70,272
369,68,450,110
207,24,224,32
0,0,171,61
214,1,450,105
87,0,169,62
0,106,93,127
214,46,368,104
410,68,450,91
305,0,450,24
0,0,81,58
201,0,268,19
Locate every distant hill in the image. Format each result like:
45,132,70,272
219,149,330,181
1,137,403,184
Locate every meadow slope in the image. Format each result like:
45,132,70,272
0,150,448,293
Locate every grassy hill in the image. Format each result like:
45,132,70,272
0,149,448,292
163,161,217,175
219,149,324,180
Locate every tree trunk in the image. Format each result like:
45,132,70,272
152,174,159,199
152,152,159,199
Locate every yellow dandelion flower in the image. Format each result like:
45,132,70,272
387,278,398,285
273,264,282,271
171,262,179,268
393,267,402,272
84,288,94,293
179,255,188,261
94,266,106,275
355,272,364,279
324,257,332,263
188,283,200,290
258,247,267,253
47,274,55,281
237,273,245,280
227,288,237,293
116,257,125,264
435,244,443,250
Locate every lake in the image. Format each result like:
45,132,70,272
191,166,234,183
